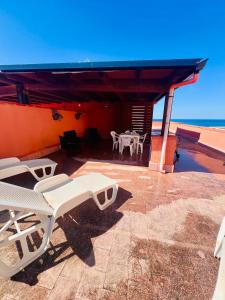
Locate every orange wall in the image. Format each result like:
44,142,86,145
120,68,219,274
0,103,88,158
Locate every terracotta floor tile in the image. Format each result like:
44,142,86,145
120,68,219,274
114,231,131,248
94,231,115,251
48,276,78,300
109,243,130,266
61,256,86,282
35,260,66,290
104,263,128,292
76,269,105,299
98,288,116,300
0,278,50,300
113,212,131,233
1,137,225,300
130,212,149,239
85,247,110,272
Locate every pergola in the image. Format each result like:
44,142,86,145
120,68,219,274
0,58,207,172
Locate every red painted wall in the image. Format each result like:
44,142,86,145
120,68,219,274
86,102,121,139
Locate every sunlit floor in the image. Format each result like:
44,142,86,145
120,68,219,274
1,137,225,299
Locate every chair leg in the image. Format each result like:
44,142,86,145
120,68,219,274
120,145,124,155
92,184,118,210
30,164,56,181
213,239,225,300
130,146,133,157
136,143,140,154
0,213,55,278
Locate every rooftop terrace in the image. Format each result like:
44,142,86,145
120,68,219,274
0,136,225,299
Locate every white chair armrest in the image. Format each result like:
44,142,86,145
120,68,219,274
0,157,20,167
34,174,70,193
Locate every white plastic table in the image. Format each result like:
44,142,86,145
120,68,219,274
118,133,140,154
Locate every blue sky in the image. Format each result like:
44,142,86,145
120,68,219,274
0,0,224,119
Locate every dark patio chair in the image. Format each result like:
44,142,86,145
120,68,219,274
59,130,81,153
85,128,101,144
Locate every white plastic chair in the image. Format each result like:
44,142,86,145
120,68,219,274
0,157,57,181
213,217,225,300
137,133,148,155
110,131,119,151
119,136,135,156
131,130,137,134
0,173,118,278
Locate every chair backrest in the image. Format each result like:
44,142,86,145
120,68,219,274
59,136,67,149
64,130,77,142
86,128,101,142
110,131,119,142
0,182,53,216
110,131,117,143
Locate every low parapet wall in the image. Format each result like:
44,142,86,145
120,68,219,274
169,122,225,154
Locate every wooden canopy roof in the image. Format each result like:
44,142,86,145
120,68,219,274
0,58,207,106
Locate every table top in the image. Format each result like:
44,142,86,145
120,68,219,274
119,133,140,137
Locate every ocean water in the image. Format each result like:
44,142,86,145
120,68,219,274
154,119,225,128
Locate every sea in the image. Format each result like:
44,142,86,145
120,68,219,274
154,119,225,129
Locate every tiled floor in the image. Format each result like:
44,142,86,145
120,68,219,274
1,137,225,299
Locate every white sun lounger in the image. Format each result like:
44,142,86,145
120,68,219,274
0,157,57,181
213,217,225,300
0,173,118,278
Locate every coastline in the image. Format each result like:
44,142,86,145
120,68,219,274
152,121,225,154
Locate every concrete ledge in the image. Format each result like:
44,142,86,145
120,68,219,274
198,142,225,156
169,122,225,154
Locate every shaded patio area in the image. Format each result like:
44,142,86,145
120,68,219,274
74,139,150,167
1,137,225,299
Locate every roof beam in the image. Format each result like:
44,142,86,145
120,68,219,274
16,83,29,104
24,81,166,93
0,85,17,98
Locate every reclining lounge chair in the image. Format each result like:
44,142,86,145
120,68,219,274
0,157,57,181
0,173,118,278
212,217,225,300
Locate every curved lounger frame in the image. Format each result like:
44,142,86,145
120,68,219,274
0,157,57,181
213,217,225,300
0,173,118,278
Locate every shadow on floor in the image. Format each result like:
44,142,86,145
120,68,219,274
11,187,132,286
